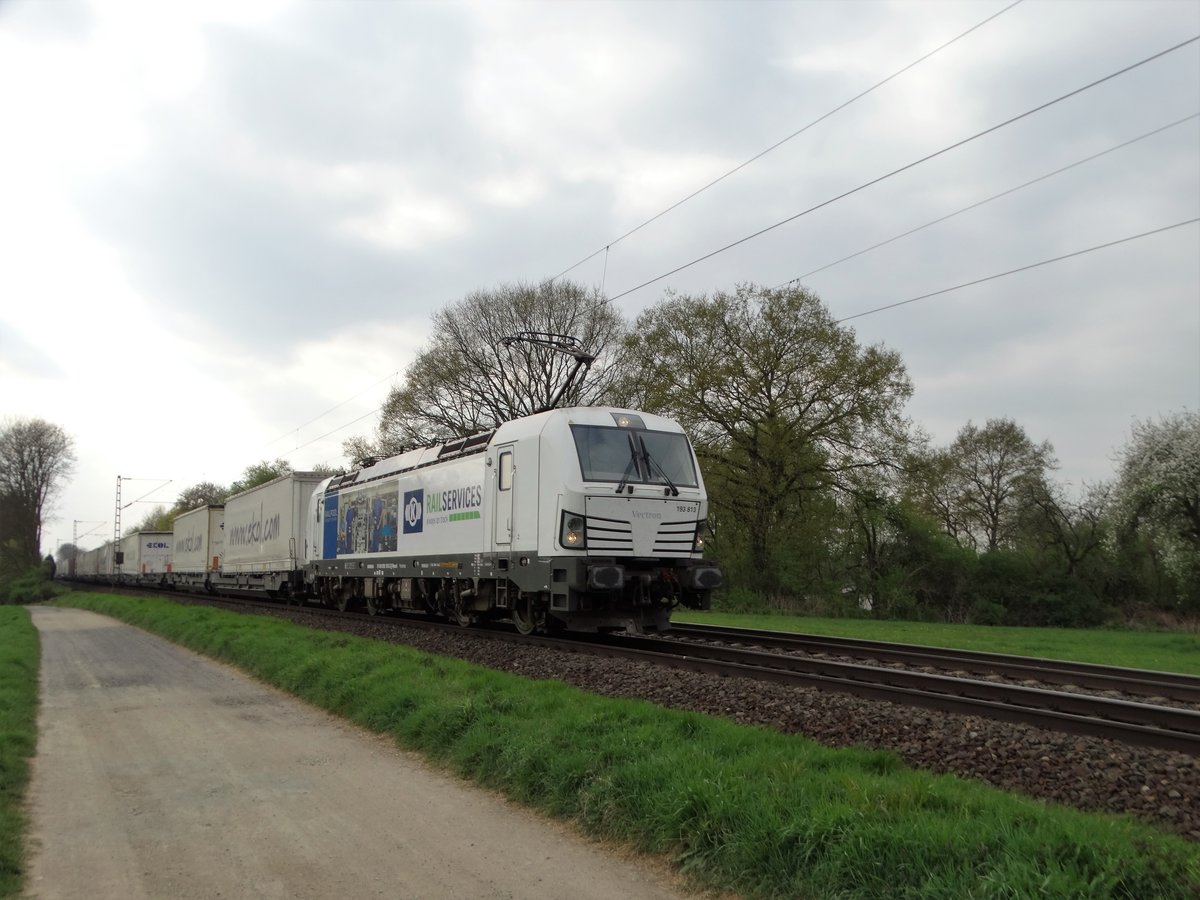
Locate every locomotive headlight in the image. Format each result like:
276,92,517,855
693,521,707,552
610,412,645,429
560,512,586,549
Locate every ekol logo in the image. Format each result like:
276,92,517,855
403,489,424,534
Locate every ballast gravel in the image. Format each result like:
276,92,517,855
183,599,1200,841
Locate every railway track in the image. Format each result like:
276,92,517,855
80,588,1200,755
667,622,1200,704
594,632,1200,755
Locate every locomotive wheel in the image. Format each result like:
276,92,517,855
511,594,537,635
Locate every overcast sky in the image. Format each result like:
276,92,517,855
1,0,1197,555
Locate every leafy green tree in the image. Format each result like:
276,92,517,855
174,481,229,512
346,280,628,462
228,459,293,496
622,283,913,596
1110,410,1200,611
127,505,174,534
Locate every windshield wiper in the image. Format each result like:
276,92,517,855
638,435,679,496
614,432,639,494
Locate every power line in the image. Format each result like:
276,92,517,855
778,112,1200,289
834,218,1199,324
281,405,386,457
262,369,399,449
550,0,1026,282
603,34,1200,305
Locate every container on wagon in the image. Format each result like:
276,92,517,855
171,505,225,574
118,531,173,580
222,473,324,575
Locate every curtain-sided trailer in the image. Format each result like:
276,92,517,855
204,472,325,598
169,504,225,591
74,543,107,579
117,531,173,583
304,406,722,632
69,533,171,584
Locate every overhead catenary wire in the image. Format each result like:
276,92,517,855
549,0,1026,283
280,405,386,458
601,34,1200,306
834,218,1200,324
777,112,1200,289
262,369,400,450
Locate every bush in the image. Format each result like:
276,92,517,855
969,599,1007,626
710,586,769,614
967,552,1111,628
0,569,55,605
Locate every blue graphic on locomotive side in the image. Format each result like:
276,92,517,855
323,493,339,559
403,489,424,534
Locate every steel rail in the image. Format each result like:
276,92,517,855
668,622,1200,703
590,633,1200,755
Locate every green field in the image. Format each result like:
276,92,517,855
0,607,38,899
675,610,1200,676
35,592,1197,899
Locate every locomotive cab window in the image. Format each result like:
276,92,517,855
570,425,699,488
498,451,513,491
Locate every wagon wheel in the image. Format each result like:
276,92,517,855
365,591,382,616
450,594,473,627
511,593,538,636
335,581,352,612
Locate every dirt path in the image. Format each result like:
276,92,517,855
24,607,690,899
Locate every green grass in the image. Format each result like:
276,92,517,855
58,592,1199,899
0,607,39,899
674,610,1200,676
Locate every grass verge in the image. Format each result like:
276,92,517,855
61,593,1199,899
0,607,39,899
675,611,1200,676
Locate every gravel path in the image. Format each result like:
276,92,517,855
26,606,690,900
186,599,1200,841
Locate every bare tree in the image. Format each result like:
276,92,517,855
914,418,1055,553
1022,480,1110,576
346,280,628,460
0,417,76,570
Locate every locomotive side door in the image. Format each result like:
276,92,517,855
493,445,514,547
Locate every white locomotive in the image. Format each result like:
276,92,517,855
306,406,721,632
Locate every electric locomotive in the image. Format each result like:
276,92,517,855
305,406,721,632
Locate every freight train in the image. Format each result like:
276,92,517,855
68,406,722,633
